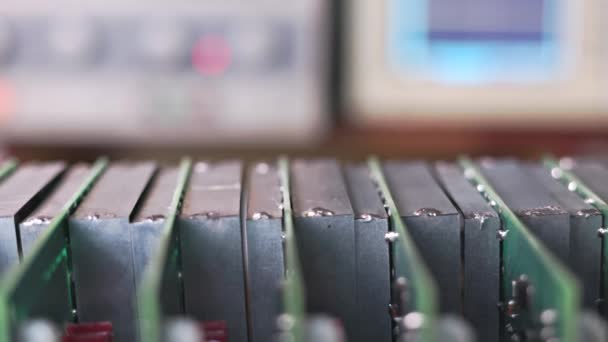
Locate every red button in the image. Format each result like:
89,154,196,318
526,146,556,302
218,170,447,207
192,35,232,76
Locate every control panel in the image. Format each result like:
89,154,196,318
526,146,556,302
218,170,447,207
0,1,328,145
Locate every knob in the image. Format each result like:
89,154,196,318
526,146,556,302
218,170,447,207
0,18,16,64
47,19,101,66
138,21,188,67
231,23,276,68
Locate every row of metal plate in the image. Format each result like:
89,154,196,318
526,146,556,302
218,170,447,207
0,156,607,341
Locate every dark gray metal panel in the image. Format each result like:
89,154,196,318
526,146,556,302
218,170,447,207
180,161,242,218
291,159,356,341
69,162,156,342
247,162,282,219
571,215,603,308
246,162,283,342
479,160,570,264
343,164,387,220
246,218,283,342
132,167,179,287
179,217,248,342
343,164,390,342
293,216,356,338
526,163,602,309
291,159,353,217
70,218,135,341
0,162,65,274
382,161,461,314
353,218,390,342
19,164,90,256
133,167,179,222
179,161,247,342
435,162,500,342
572,162,608,201
0,217,19,275
72,161,157,220
382,161,459,217
0,162,66,217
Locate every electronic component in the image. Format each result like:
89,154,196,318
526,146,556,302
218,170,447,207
0,161,65,274
19,164,90,255
2,156,608,341
343,163,391,342
382,161,461,314
0,159,106,342
368,157,438,342
526,162,602,309
291,159,357,341
69,161,157,341
460,157,579,341
435,162,500,342
178,161,248,342
543,157,608,315
478,159,571,264
245,161,284,342
131,167,181,290
137,159,191,342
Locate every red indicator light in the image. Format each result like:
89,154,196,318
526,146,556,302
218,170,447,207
192,35,232,76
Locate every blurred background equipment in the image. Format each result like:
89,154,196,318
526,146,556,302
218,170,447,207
347,0,607,129
0,0,330,146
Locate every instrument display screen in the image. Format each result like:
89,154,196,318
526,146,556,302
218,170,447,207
428,0,544,41
388,0,559,84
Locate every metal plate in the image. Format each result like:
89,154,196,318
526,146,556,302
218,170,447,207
382,160,460,314
178,161,248,342
435,162,500,342
343,163,391,342
460,157,580,342
291,159,356,341
527,162,602,309
478,159,571,265
0,161,65,275
69,161,156,342
0,158,107,342
245,161,283,342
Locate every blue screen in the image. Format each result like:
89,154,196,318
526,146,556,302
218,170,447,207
389,0,559,84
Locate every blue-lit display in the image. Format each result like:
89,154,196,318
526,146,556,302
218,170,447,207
388,0,559,84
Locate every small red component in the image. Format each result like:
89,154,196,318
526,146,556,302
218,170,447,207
201,320,228,342
63,322,113,342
